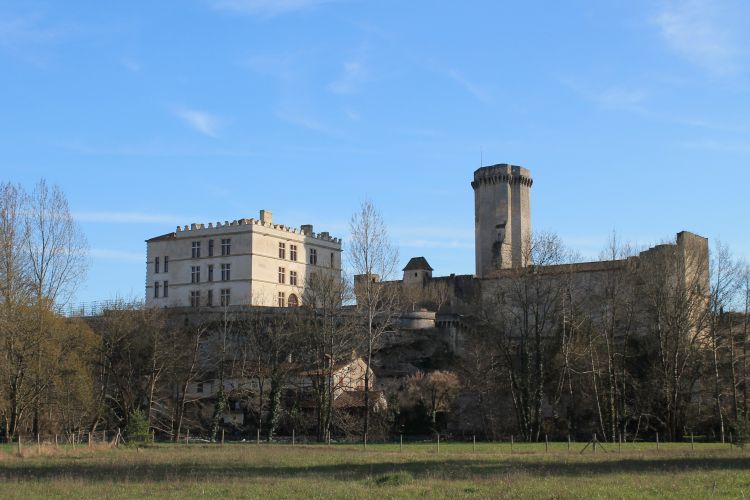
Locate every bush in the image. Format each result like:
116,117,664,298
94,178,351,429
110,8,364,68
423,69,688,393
125,409,151,446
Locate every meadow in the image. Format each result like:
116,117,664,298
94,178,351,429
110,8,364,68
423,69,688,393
1,440,749,498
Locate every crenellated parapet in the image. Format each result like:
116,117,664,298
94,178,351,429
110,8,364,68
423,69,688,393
172,215,341,243
471,164,533,189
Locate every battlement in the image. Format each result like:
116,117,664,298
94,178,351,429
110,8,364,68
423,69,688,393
170,211,341,244
471,164,533,189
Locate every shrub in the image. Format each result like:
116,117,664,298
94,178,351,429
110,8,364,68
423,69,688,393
125,409,151,446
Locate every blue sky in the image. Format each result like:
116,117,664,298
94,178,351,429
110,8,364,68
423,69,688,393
2,0,749,306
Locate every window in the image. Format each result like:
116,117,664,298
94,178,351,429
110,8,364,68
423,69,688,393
279,242,286,259
208,264,214,282
309,248,317,265
208,239,214,257
221,263,231,281
288,293,298,307
289,270,298,286
221,288,231,307
278,267,285,284
164,256,169,272
192,241,201,259
191,265,200,283
207,289,214,307
330,252,334,268
154,281,160,298
163,281,169,298
196,382,204,394
278,291,285,307
154,256,160,274
290,244,297,261
221,238,231,256
190,290,201,308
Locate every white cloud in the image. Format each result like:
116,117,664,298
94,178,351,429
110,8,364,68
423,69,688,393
562,78,648,113
90,248,144,263
209,0,333,16
174,107,221,137
74,211,196,225
329,60,367,94
121,57,141,73
654,0,741,76
447,69,492,103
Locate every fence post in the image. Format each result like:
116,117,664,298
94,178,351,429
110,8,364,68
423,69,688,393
292,429,295,447
567,434,571,452
730,432,733,448
618,433,622,453
511,435,514,454
593,433,597,453
221,429,225,445
364,432,367,450
545,434,548,453
656,432,659,451
186,429,190,445
400,433,403,452
55,434,58,448
473,435,476,453
691,432,694,451
436,433,440,453
17,434,21,455
38,433,42,453
257,429,260,446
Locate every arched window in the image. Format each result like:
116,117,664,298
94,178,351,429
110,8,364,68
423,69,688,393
288,293,299,308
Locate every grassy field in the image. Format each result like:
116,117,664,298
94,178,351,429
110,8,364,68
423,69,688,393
1,441,749,498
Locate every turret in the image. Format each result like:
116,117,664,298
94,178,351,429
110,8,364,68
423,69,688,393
471,164,532,277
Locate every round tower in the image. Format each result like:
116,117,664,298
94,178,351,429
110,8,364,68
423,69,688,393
471,164,533,277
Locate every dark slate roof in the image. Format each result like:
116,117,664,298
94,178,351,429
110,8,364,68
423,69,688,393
403,257,433,272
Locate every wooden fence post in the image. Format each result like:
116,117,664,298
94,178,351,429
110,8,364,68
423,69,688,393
691,432,694,451
292,429,295,447
656,432,659,451
545,434,548,453
473,435,476,453
400,434,403,452
511,435,514,454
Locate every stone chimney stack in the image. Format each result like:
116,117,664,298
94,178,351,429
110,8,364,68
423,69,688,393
260,210,273,224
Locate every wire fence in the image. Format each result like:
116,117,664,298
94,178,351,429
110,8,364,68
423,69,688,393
3,430,745,454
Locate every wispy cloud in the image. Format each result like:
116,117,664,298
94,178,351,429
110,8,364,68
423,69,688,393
447,69,492,103
329,59,367,95
74,211,198,225
121,56,141,73
0,15,63,46
563,78,648,113
90,248,144,263
209,0,333,17
174,107,222,137
654,0,742,76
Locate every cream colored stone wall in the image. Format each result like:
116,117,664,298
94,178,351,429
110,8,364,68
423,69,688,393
146,212,342,308
472,164,532,277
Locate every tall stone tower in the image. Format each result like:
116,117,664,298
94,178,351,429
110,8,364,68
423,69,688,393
471,164,533,277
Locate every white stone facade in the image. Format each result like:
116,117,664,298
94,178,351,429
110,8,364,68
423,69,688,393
145,210,342,308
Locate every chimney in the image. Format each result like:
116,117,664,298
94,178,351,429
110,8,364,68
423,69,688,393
301,224,313,236
260,210,273,224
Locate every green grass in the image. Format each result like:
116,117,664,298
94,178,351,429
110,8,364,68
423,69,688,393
0,441,748,498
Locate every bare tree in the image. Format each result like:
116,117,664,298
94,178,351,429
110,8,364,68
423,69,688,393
301,270,356,441
349,200,399,442
476,231,568,441
708,241,742,442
